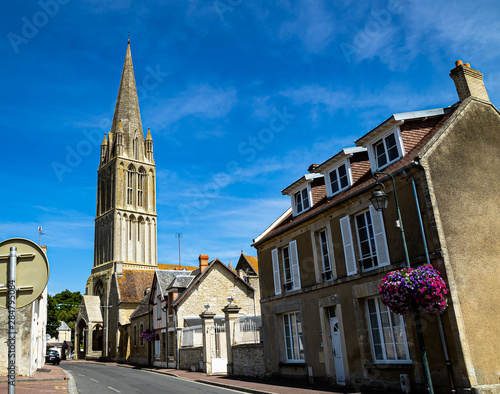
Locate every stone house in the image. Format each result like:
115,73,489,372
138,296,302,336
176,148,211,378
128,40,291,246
147,254,260,371
253,61,500,393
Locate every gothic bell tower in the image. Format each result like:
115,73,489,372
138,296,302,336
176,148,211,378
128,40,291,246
93,39,157,271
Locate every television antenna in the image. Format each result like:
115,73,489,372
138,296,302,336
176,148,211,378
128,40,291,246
176,233,183,268
38,227,52,246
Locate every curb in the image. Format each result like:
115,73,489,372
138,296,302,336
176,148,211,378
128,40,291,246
195,379,277,394
63,369,78,394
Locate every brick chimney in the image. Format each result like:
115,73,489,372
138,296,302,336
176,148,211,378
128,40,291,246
41,245,47,255
450,60,489,102
199,254,209,273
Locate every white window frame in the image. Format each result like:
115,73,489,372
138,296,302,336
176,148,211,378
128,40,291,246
367,127,405,171
318,229,334,281
281,241,301,292
354,207,390,271
325,160,352,197
282,246,293,291
366,297,411,363
156,295,162,319
283,312,305,362
291,184,312,216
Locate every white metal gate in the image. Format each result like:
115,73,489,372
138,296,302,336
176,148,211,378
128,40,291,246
209,324,227,373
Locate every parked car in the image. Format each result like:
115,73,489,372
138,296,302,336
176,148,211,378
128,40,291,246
45,350,61,365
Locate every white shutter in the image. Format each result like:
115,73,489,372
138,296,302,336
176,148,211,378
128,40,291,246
289,240,301,290
340,215,357,276
272,248,281,295
369,205,390,267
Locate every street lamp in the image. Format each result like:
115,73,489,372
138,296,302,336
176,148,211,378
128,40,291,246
370,171,434,394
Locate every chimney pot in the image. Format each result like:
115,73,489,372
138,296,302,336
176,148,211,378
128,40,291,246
464,63,470,67
455,60,463,66
199,254,209,273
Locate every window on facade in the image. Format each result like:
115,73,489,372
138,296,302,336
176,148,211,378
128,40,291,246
137,169,145,207
374,132,400,169
157,295,162,318
329,163,349,195
355,211,378,269
133,326,137,347
367,297,410,362
139,324,144,346
294,188,310,214
319,230,333,281
127,167,135,205
283,312,305,362
282,247,292,290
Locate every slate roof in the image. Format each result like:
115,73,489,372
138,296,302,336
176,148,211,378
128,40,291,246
117,269,155,303
130,288,151,319
58,321,71,331
253,105,458,246
172,259,254,307
156,270,195,296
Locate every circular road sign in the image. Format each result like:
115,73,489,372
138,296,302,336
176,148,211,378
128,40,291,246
0,238,49,308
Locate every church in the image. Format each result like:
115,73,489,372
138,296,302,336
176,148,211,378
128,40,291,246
75,40,174,361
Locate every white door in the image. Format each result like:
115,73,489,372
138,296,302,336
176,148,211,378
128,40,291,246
330,317,345,385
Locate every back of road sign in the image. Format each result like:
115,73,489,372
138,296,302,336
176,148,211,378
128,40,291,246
0,238,49,308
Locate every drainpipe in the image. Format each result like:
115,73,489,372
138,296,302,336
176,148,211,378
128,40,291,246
405,171,456,393
174,308,179,369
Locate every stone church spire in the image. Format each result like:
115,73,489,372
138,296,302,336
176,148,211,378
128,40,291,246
109,40,144,159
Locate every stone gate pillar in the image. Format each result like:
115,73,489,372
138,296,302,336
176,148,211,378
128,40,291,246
200,309,215,375
223,303,241,375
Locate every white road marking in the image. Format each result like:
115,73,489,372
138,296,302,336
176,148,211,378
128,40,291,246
90,378,99,382
108,387,121,393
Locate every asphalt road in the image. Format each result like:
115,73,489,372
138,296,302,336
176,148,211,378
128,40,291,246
61,363,239,394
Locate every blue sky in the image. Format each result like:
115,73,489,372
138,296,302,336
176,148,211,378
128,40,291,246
1,0,499,295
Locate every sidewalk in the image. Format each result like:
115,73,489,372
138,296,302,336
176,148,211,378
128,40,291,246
0,365,68,394
69,360,357,394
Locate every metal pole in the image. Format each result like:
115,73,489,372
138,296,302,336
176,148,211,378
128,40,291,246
373,172,434,394
8,247,17,394
408,174,456,393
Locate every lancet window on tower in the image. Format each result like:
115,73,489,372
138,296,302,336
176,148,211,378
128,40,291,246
127,165,136,205
138,168,145,208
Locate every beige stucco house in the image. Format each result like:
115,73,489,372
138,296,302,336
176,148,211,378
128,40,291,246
253,60,500,393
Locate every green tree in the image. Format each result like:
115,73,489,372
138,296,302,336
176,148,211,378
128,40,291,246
47,290,83,339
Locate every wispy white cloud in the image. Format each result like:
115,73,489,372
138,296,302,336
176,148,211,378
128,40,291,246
149,84,238,128
278,0,337,54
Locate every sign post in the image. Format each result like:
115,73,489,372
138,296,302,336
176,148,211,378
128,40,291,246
0,238,50,394
8,247,16,394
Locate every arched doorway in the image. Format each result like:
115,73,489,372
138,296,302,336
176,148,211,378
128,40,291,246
75,319,87,360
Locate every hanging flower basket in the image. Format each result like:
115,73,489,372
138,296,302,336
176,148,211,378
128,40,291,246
378,264,449,315
140,329,155,342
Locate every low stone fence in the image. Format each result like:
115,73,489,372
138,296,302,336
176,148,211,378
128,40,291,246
179,346,203,371
232,343,265,378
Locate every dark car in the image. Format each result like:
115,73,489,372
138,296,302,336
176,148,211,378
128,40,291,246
45,350,61,365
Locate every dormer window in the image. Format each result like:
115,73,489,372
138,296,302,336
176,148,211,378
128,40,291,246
282,173,322,217
368,128,404,171
294,188,310,214
327,162,350,196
